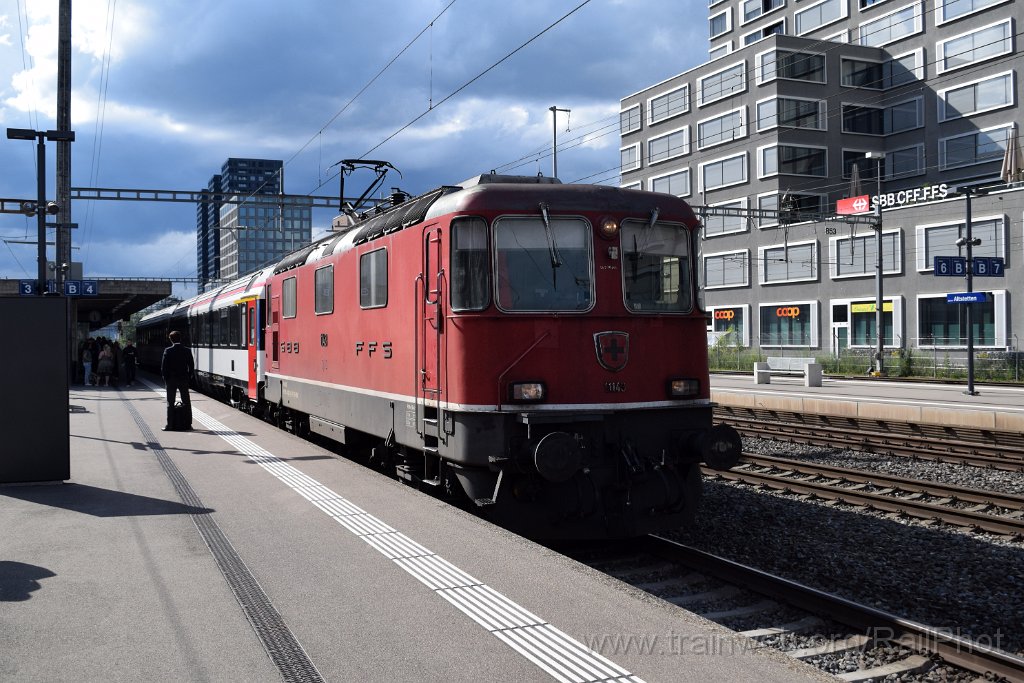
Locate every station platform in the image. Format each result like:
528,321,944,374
711,373,1024,432
1,381,830,683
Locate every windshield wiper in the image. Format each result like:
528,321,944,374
539,202,562,269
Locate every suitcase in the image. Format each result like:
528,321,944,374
169,402,191,431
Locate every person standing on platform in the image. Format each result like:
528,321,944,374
122,341,138,386
80,342,93,386
161,330,194,431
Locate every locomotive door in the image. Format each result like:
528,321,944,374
418,224,445,473
246,298,258,400
269,286,280,372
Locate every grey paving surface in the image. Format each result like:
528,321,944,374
1,380,834,683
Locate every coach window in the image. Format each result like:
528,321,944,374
451,217,490,311
494,216,593,312
621,219,691,313
283,276,297,318
315,264,334,315
360,248,388,308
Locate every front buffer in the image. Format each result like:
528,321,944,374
448,405,741,540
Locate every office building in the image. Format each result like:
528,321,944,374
196,158,312,288
620,0,1023,358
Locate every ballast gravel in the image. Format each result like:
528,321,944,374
665,474,1024,658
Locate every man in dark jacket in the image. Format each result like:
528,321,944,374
161,330,195,431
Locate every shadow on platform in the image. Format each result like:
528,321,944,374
0,561,56,601
0,483,213,517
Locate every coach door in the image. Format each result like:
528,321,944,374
269,286,280,372
417,224,445,480
246,298,259,400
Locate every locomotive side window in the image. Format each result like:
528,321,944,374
283,276,297,318
314,264,334,315
621,220,692,313
360,248,388,308
450,217,490,311
493,216,593,312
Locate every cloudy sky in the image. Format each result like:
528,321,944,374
0,0,706,296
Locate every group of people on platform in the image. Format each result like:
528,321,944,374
78,337,137,388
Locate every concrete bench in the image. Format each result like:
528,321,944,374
754,357,822,387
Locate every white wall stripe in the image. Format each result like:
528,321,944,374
141,380,642,683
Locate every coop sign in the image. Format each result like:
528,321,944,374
872,184,948,209
714,309,736,320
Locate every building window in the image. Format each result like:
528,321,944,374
917,216,1006,271
831,231,901,278
841,57,884,88
699,61,746,106
282,276,297,318
450,217,490,312
359,248,388,308
760,144,827,177
758,49,826,83
701,153,748,191
648,86,690,125
887,97,924,134
850,300,895,346
886,144,925,178
742,19,785,45
650,169,692,197
842,104,885,135
742,0,785,24
697,107,747,149
760,241,817,283
759,302,817,347
621,181,642,190
795,0,847,35
704,250,749,288
710,9,732,38
758,193,824,227
843,150,883,180
860,0,892,7
887,49,923,86
620,104,641,135
938,19,1012,73
918,294,998,347
756,97,826,131
939,124,1013,170
709,43,731,61
858,1,922,47
314,264,333,315
937,0,1008,24
703,197,749,237
709,305,750,347
648,126,690,164
621,144,641,173
940,71,1015,121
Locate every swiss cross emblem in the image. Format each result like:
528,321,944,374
594,331,629,372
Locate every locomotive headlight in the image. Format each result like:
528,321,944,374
510,381,546,403
597,216,619,239
668,378,700,398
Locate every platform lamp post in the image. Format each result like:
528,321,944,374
954,184,988,396
6,128,75,295
864,151,885,376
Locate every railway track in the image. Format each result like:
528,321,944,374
715,407,1024,472
702,454,1024,537
567,535,1024,682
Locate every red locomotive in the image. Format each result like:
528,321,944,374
139,174,740,539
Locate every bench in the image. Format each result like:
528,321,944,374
754,357,822,387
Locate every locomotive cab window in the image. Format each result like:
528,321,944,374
621,220,692,313
283,276,297,318
314,264,334,315
451,217,490,311
360,248,388,308
493,216,593,312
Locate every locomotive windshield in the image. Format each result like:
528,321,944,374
494,216,593,312
621,220,692,313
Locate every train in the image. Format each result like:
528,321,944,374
137,173,741,539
